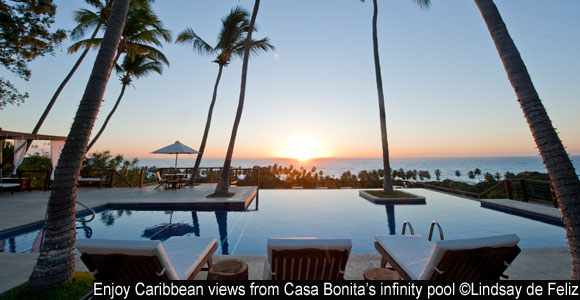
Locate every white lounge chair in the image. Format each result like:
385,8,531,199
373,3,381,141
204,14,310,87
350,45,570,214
264,238,352,280
374,234,520,280
76,236,217,280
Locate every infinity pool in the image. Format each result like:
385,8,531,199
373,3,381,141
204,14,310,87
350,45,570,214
0,189,567,254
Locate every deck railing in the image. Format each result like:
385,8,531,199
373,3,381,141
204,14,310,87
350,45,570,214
5,169,134,191
154,167,260,187
415,179,557,207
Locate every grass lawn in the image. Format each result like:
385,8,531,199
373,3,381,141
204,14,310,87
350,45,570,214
364,190,417,198
0,272,93,300
206,192,235,198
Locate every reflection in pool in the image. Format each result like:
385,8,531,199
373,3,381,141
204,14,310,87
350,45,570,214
0,189,568,254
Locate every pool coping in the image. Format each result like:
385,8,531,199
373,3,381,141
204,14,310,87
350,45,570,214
479,199,563,227
0,185,258,236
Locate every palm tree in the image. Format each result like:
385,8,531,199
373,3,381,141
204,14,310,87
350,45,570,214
362,0,430,193
87,53,167,151
474,0,580,278
468,170,475,182
29,0,155,147
25,0,130,292
455,170,461,179
214,0,262,196
176,6,273,185
29,0,112,150
69,1,170,72
434,169,441,181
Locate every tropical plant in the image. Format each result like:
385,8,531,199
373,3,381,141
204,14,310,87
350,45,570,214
87,53,166,151
176,6,273,185
467,170,475,181
361,0,430,193
474,168,482,179
455,170,461,179
30,0,156,150
68,0,170,71
434,169,441,181
214,0,262,195
25,0,131,292
30,0,113,139
474,0,580,278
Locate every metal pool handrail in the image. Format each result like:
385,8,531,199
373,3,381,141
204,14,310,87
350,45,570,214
76,201,96,223
402,221,414,235
428,221,444,241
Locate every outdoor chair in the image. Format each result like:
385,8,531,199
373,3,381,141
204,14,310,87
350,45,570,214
263,238,352,280
155,172,171,190
178,175,191,188
374,233,520,280
0,183,21,195
76,236,218,280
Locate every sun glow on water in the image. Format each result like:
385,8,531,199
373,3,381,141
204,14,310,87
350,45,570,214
277,134,328,161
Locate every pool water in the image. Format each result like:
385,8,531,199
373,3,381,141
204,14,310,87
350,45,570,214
0,189,568,254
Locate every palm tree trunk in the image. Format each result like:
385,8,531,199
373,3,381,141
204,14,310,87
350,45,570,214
215,0,260,195
475,0,580,279
25,0,130,292
27,24,102,152
372,0,393,193
190,65,224,185
86,80,128,152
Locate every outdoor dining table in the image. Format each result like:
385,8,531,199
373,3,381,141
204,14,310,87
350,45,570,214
163,174,188,189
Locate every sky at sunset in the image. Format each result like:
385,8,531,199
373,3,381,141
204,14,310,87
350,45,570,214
1,0,579,160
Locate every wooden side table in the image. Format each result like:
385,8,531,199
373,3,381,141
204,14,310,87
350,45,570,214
207,259,248,280
363,267,400,280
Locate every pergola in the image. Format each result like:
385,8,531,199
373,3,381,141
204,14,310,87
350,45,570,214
0,128,66,175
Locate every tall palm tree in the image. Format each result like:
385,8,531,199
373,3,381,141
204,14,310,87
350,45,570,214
474,0,580,279
29,0,112,151
215,0,262,195
361,0,430,193
87,53,167,151
25,0,131,292
176,6,274,186
29,0,155,148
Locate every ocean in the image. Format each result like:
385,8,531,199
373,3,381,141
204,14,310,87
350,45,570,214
133,156,580,181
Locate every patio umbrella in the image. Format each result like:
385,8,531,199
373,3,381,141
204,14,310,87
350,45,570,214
142,212,199,241
142,223,197,241
152,141,199,170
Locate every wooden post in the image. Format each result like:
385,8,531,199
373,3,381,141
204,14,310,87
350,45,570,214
139,169,144,188
505,180,513,199
520,179,528,202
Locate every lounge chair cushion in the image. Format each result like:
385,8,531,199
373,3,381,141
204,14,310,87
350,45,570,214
375,235,433,280
76,236,217,280
419,234,519,279
76,238,179,280
264,238,352,280
161,236,217,280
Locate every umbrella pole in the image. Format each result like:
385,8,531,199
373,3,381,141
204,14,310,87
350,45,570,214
175,153,178,172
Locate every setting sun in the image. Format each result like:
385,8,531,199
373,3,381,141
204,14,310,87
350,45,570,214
277,134,328,161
